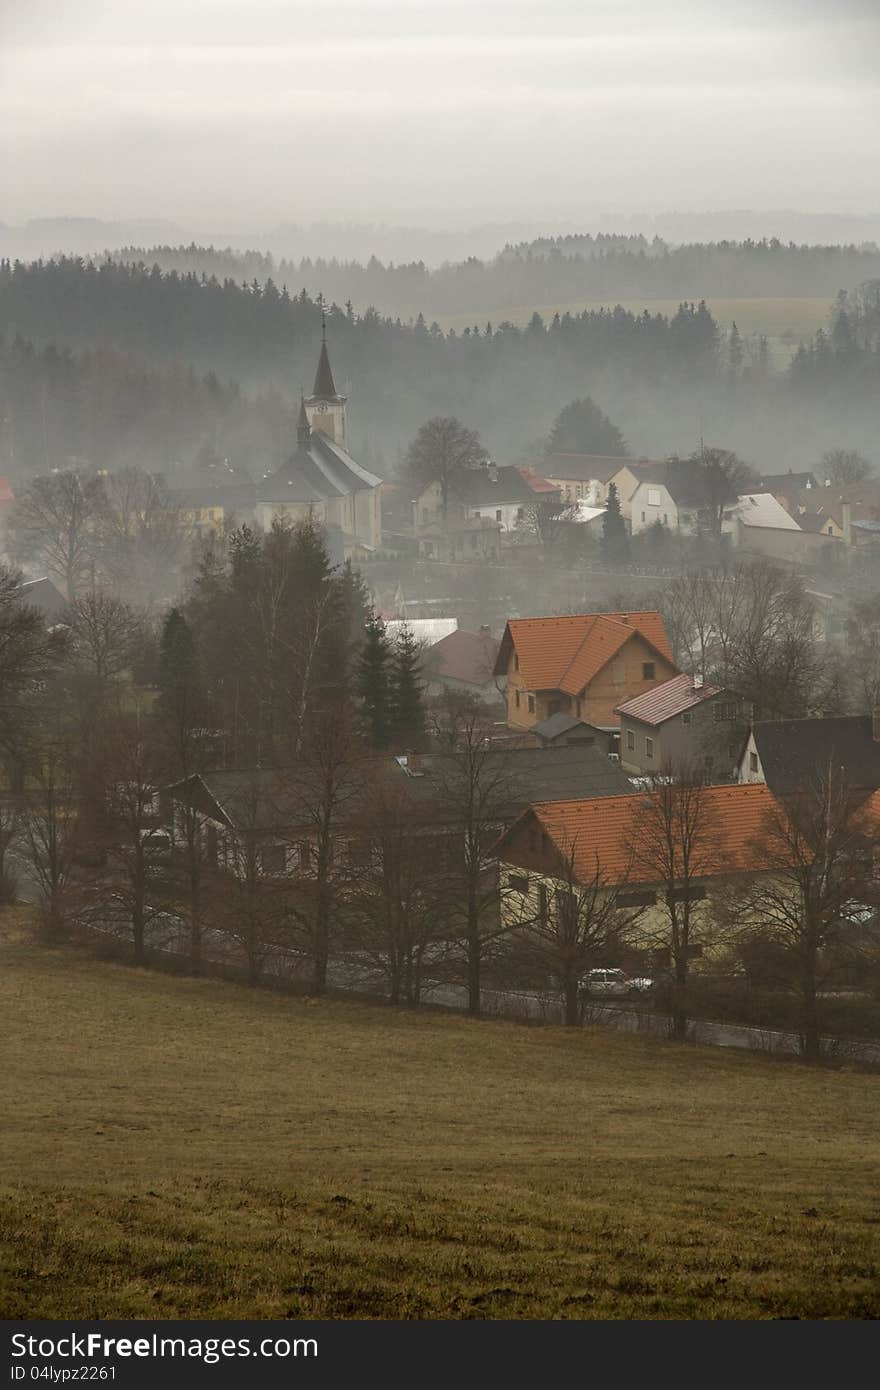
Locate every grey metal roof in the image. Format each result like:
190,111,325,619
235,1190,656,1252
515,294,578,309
752,716,880,794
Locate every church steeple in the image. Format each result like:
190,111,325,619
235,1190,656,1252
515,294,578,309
305,315,348,446
311,314,339,400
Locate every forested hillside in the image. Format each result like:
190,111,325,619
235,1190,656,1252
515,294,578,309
1,258,878,476
104,236,880,323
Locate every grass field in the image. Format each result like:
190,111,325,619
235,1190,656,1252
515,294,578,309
2,932,880,1319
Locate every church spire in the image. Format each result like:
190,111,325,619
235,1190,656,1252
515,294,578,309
311,309,338,399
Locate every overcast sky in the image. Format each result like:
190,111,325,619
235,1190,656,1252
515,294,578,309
2,0,878,233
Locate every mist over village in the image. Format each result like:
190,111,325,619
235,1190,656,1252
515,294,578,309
2,0,880,1338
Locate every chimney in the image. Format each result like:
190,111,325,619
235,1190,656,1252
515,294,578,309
693,673,704,690
479,624,491,636
873,706,880,742
487,461,499,483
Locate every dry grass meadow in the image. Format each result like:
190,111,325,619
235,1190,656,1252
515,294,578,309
2,926,880,1319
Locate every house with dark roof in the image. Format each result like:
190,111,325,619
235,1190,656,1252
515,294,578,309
738,713,880,795
495,610,678,731
628,459,717,535
256,329,382,552
161,743,633,880
414,462,553,534
529,713,615,754
615,672,748,779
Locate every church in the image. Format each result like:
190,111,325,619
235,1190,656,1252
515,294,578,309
256,329,383,555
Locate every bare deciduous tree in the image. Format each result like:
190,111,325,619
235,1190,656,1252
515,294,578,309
740,768,880,1062
10,471,105,600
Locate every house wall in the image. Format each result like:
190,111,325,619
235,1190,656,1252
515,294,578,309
737,731,765,784
630,483,683,535
544,474,604,506
727,518,835,563
467,500,526,531
496,824,743,971
619,694,745,776
505,634,677,730
606,465,648,520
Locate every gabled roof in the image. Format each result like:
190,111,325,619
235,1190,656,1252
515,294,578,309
629,459,713,507
442,465,543,508
725,493,802,531
259,428,381,504
385,618,458,647
495,611,675,695
425,627,499,686
615,673,726,726
496,783,778,883
516,466,561,494
749,717,880,794
18,576,68,618
759,472,818,492
532,454,641,484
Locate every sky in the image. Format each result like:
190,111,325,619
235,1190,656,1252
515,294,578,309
2,0,879,235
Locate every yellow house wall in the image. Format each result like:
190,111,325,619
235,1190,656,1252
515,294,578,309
505,635,677,729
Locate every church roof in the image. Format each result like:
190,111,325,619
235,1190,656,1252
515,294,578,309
259,428,382,504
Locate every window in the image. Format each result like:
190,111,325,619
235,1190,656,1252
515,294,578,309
669,885,707,903
642,662,655,680
647,487,661,506
495,509,502,522
626,730,635,751
515,689,521,708
749,751,758,773
663,513,668,523
516,507,524,520
260,843,286,875
641,511,646,523
713,701,737,722
682,711,692,725
617,889,656,908
508,874,529,895
645,737,654,759
528,695,535,713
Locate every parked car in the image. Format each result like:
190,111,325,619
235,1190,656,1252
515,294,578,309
581,967,654,999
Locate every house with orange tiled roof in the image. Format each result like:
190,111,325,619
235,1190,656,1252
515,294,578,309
494,610,678,731
494,780,880,970
494,783,778,968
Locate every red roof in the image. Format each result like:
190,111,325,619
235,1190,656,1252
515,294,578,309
496,611,675,695
615,673,724,726
426,628,500,688
516,466,561,495
500,783,778,883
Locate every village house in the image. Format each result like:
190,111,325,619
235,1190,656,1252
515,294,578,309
414,462,553,534
615,673,749,780
256,330,383,555
738,712,880,795
422,626,504,705
161,742,634,881
493,782,780,970
417,516,501,562
495,610,678,732
530,454,635,507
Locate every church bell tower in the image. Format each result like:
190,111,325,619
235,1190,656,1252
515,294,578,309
304,315,347,448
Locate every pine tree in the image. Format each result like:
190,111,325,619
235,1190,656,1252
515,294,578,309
391,623,426,750
601,482,629,563
358,611,392,748
158,607,198,716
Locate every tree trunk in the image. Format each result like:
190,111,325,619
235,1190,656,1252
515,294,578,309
800,961,821,1063
671,962,689,1041
563,975,580,1028
466,878,480,1016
